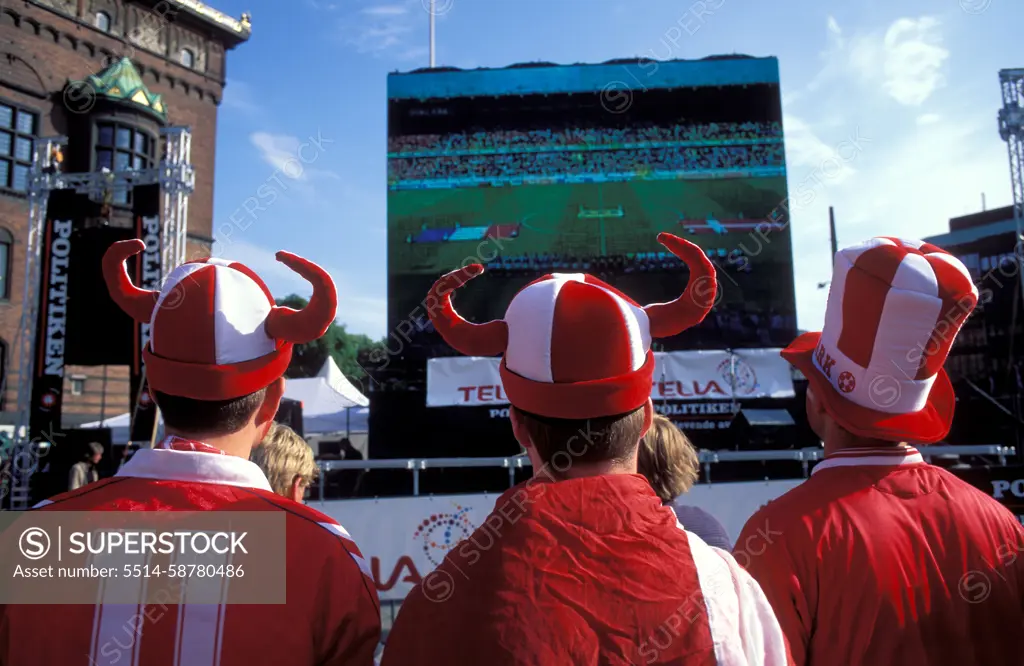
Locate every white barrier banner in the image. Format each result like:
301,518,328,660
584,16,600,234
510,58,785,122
316,478,803,601
427,349,795,408
320,494,499,601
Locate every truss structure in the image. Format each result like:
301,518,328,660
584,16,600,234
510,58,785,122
7,128,194,510
999,69,1024,225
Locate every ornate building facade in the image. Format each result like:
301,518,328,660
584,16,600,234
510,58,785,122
0,0,249,426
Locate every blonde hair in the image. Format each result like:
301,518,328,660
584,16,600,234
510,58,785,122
251,423,319,497
637,414,700,502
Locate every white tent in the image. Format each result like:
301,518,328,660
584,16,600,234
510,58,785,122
304,406,368,435
283,357,369,415
283,357,369,437
83,358,370,442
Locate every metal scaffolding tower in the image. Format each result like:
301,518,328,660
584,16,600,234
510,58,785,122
998,69,1024,225
7,127,194,510
998,69,1024,467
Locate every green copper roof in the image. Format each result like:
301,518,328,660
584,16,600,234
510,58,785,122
84,58,167,122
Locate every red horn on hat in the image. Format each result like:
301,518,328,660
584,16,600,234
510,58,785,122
102,239,159,323
428,265,508,356
644,233,717,338
264,251,338,344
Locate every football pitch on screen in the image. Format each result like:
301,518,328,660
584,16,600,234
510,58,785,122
387,177,789,275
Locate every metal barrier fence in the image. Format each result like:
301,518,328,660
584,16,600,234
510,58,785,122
316,445,1016,501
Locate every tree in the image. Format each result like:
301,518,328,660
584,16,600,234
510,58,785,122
275,295,383,384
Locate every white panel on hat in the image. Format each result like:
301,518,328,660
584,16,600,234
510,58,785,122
890,253,938,297
504,274,583,383
868,287,942,409
213,265,275,364
150,262,209,350
206,258,234,267
589,283,650,371
897,238,925,249
836,237,897,269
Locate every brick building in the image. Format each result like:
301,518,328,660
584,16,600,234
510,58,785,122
0,0,249,427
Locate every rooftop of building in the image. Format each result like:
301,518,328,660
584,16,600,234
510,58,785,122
396,54,771,76
924,205,1020,248
388,55,779,100
83,57,168,122
28,0,251,47
159,0,251,46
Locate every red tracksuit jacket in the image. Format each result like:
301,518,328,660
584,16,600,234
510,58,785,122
735,446,1024,666
382,474,787,665
0,442,381,666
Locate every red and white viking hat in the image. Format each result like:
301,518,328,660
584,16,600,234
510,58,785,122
102,240,337,401
783,237,978,443
429,233,716,419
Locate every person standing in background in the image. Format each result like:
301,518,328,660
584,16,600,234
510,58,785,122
68,442,103,491
384,233,785,666
638,414,732,550
736,237,1024,666
0,241,380,666
251,423,319,503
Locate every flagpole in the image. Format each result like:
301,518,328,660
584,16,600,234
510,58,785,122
429,0,436,68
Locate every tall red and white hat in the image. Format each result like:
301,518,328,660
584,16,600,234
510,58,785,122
103,240,337,401
429,233,716,419
783,237,978,443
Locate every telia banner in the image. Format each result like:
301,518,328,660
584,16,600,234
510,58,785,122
426,349,795,408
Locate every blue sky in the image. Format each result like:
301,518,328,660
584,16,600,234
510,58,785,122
205,0,1020,339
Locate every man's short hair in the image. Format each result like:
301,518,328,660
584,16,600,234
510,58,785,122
87,442,104,458
514,405,646,474
153,388,268,437
637,414,700,503
251,423,319,497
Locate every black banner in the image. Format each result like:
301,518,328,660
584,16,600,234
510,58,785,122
29,190,83,442
129,185,161,443
63,225,134,366
951,465,1024,526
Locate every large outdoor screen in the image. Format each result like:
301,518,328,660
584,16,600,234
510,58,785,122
386,57,796,363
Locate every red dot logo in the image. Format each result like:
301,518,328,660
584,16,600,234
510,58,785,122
838,371,856,393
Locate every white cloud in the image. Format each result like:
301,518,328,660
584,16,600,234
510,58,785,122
249,132,340,183
362,4,408,16
305,0,339,10
215,240,387,338
810,16,948,107
344,0,432,61
880,17,948,106
783,115,858,185
783,16,1008,334
826,15,842,38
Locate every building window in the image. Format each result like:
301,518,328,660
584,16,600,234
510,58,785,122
180,48,195,69
95,11,111,32
0,228,11,300
70,375,86,396
0,101,38,194
94,121,157,205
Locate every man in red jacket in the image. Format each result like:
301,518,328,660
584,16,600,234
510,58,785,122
382,233,787,665
0,241,380,666
736,237,1024,666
